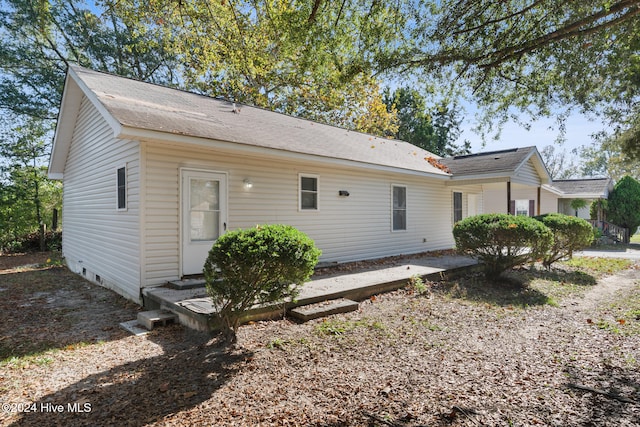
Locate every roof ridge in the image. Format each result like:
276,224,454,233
69,65,426,153
552,177,609,182
447,146,535,160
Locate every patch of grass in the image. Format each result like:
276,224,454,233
403,315,443,332
0,340,98,365
594,319,622,334
437,260,614,310
603,286,640,336
266,337,289,350
0,341,57,362
408,275,429,295
0,349,58,369
315,317,387,336
561,256,634,276
630,234,640,244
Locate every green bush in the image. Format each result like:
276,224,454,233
590,199,607,221
204,224,321,343
534,213,594,268
453,213,553,280
608,175,640,238
0,230,62,254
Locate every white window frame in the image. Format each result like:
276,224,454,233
391,184,407,232
116,165,127,211
299,173,319,211
515,199,529,216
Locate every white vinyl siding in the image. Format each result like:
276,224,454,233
540,188,559,215
142,142,454,286
482,183,539,215
448,185,484,222
513,159,542,186
62,96,141,302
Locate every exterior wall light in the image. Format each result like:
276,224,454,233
243,178,253,189
339,190,350,196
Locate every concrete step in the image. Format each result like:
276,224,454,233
119,319,151,336
289,298,359,322
137,309,178,330
167,278,206,290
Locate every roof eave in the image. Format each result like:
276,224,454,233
48,66,123,178
445,172,511,185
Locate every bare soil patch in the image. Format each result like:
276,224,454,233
1,253,640,426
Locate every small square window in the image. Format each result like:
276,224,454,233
300,175,318,210
117,166,127,210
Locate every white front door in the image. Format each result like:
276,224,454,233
181,169,227,276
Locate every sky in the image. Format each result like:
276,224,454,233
458,110,606,157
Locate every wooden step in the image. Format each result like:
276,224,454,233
289,298,359,322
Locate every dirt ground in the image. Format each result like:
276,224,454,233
1,252,640,426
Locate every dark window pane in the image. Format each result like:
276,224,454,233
392,186,406,230
301,192,317,209
117,167,126,209
453,192,462,223
301,177,317,192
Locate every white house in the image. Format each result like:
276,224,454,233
440,147,557,218
547,178,613,220
48,66,616,304
49,66,461,303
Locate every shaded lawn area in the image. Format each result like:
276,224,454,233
0,252,140,362
437,256,634,309
1,251,639,426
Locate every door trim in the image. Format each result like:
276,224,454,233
179,168,228,277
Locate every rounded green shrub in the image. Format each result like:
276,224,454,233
453,213,553,280
534,213,594,268
204,224,321,343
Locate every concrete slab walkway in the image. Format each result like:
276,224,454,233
576,245,640,260
142,252,479,331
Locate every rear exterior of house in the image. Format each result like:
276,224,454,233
139,142,457,290
51,67,611,305
50,66,458,303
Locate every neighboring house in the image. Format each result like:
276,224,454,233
49,66,457,303
545,178,613,221
440,147,556,218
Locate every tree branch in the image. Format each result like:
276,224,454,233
479,0,640,69
308,0,322,23
452,0,546,36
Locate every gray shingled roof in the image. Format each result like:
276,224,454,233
550,178,612,196
70,66,448,177
440,147,537,175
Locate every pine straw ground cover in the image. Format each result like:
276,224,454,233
1,252,640,426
